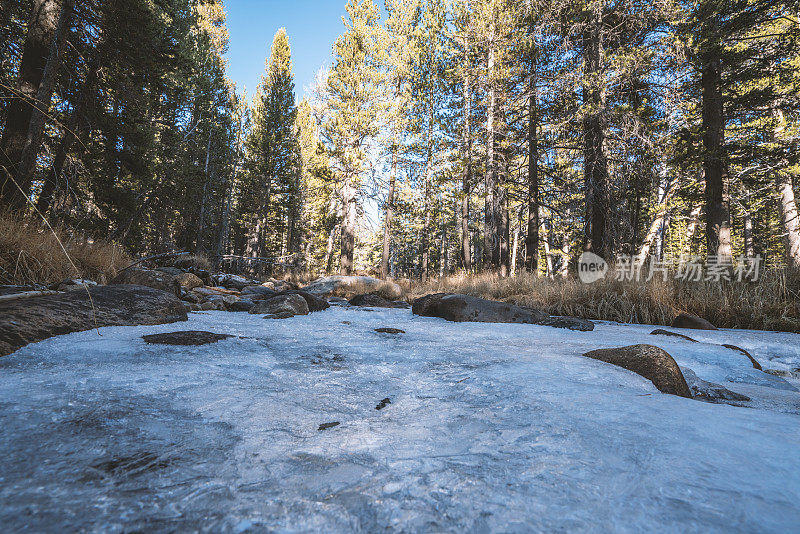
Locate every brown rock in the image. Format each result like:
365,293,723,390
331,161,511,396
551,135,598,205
0,285,187,357
279,290,330,312
111,268,180,296
649,329,699,342
375,327,405,334
175,272,203,290
722,344,762,370
249,294,309,317
411,293,448,316
412,293,592,330
413,293,548,324
350,293,410,309
241,285,278,299
142,331,232,346
671,312,718,330
583,344,691,397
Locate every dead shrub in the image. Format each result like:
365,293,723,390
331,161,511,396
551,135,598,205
0,210,129,285
409,269,800,333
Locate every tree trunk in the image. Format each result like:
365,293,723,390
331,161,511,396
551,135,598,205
498,161,510,276
195,131,213,254
510,220,520,277
701,55,732,261
777,173,800,268
682,204,702,256
216,110,243,261
340,174,356,275
637,170,675,263
484,13,497,270
0,0,71,210
582,4,610,260
772,109,800,268
561,239,571,278
461,52,472,273
525,35,540,273
421,132,432,281
439,207,447,277
324,221,337,274
380,131,397,278
742,211,753,257
541,209,554,277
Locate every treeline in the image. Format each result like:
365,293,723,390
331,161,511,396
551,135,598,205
1,0,238,255
1,0,799,279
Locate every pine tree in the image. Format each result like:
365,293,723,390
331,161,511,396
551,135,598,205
240,28,301,262
321,0,384,274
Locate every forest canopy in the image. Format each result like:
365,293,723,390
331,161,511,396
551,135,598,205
1,0,798,279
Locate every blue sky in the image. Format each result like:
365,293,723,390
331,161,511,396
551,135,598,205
224,0,373,100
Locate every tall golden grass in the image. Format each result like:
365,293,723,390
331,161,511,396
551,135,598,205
409,270,800,333
0,210,129,285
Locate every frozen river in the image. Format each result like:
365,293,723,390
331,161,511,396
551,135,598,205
1,306,799,532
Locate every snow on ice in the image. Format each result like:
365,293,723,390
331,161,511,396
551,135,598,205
1,306,799,532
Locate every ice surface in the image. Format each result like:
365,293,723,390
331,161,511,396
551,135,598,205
1,307,799,532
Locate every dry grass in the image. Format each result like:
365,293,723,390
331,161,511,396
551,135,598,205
410,270,800,333
328,279,406,300
0,211,130,286
171,253,211,272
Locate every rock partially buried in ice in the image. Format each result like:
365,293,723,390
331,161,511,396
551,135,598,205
764,368,800,379
278,289,330,312
375,398,391,410
349,293,410,309
583,344,692,397
671,312,718,330
536,315,595,332
681,368,750,403
721,344,762,370
375,327,405,334
302,275,403,300
228,299,255,312
0,285,188,357
249,294,309,317
413,293,548,324
412,293,593,330
650,329,699,342
318,421,340,431
142,331,233,346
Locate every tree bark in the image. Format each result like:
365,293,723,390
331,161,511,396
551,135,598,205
421,123,432,281
498,157,510,276
525,49,540,273
701,55,732,261
0,0,71,210
682,204,702,256
772,109,800,268
461,48,472,273
637,169,674,263
484,10,497,270
380,130,397,278
541,208,554,277
582,4,610,260
324,221,337,274
216,109,244,261
777,173,800,268
195,130,213,254
340,173,356,275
